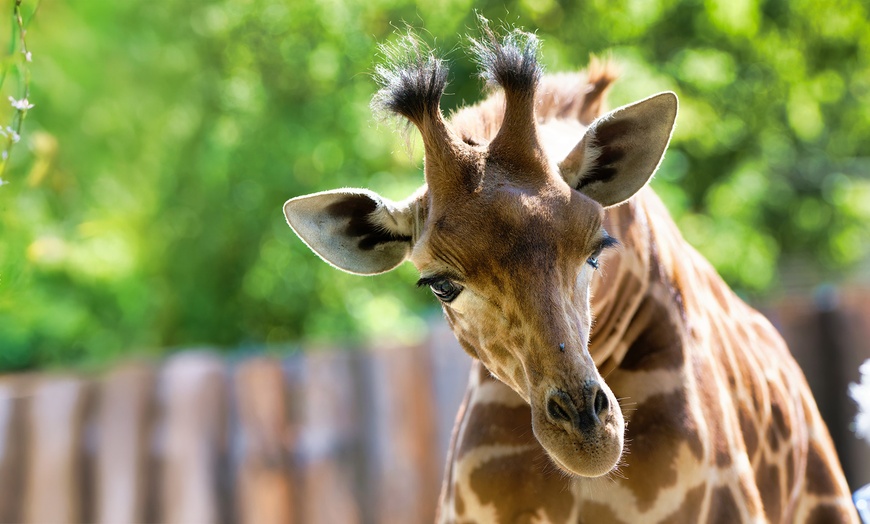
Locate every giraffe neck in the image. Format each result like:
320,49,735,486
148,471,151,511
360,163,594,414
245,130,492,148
438,184,858,523
588,187,687,377
436,75,858,523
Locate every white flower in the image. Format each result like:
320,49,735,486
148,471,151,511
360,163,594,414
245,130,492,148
4,127,19,143
8,96,33,111
24,51,32,62
0,177,8,186
851,360,870,443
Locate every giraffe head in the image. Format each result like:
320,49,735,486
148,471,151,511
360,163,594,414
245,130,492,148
284,24,677,477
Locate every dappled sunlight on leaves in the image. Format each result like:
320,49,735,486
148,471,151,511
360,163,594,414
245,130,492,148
1,0,868,369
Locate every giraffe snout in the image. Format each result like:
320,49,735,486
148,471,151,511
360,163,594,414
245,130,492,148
532,376,624,477
545,383,609,432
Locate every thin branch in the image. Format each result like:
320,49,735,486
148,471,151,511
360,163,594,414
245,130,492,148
0,0,36,185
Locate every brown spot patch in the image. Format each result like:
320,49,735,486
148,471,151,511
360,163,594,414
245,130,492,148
769,385,792,440
766,423,780,453
739,404,758,459
785,450,795,491
696,363,731,467
487,342,512,363
805,441,839,495
590,272,642,347
511,366,526,391
705,486,740,524
657,484,705,523
621,388,702,512
469,448,574,524
618,297,685,371
457,401,534,460
805,504,855,524
579,501,629,524
454,331,481,360
454,482,465,516
755,459,781,523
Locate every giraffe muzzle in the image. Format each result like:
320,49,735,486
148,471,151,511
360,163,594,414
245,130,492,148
531,375,624,478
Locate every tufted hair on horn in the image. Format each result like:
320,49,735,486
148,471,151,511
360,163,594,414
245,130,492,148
469,17,546,173
372,30,478,196
469,16,542,98
372,31,449,128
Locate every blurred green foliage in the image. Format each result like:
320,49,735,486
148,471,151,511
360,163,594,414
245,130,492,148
0,0,868,370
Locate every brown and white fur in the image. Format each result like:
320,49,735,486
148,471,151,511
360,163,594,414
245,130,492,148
283,23,858,523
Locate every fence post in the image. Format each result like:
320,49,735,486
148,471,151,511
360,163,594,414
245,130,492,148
366,343,441,524
0,376,29,523
158,351,228,524
94,362,156,524
298,349,363,524
23,377,90,524
234,357,295,524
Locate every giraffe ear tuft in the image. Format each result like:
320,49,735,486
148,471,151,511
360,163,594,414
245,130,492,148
560,91,678,207
283,189,416,275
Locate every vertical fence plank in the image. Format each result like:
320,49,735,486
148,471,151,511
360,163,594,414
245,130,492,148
23,377,89,524
299,350,362,524
93,363,155,524
158,352,227,524
0,377,29,523
234,357,295,524
368,344,441,524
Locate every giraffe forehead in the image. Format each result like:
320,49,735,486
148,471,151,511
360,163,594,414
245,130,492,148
417,182,604,278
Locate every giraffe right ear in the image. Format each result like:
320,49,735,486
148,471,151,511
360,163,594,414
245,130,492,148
283,188,416,275
560,91,678,207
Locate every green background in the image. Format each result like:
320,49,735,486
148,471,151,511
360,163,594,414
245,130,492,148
1,0,868,370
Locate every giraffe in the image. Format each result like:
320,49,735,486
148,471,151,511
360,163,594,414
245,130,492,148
282,23,859,523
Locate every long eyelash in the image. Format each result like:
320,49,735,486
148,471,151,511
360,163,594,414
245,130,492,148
600,232,620,250
417,272,464,288
416,276,441,288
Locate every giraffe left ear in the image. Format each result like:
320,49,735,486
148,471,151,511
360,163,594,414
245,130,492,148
283,188,417,275
559,91,678,207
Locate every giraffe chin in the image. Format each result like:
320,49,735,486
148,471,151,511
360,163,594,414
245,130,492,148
531,398,625,478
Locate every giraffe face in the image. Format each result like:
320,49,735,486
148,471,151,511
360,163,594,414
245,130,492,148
411,164,625,477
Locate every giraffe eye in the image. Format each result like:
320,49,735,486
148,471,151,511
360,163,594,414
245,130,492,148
586,232,619,271
417,275,464,303
586,246,604,270
429,278,462,302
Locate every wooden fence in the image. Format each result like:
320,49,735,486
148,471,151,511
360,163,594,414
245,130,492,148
0,323,471,524
0,289,869,524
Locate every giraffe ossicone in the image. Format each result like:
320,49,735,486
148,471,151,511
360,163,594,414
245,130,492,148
285,21,858,524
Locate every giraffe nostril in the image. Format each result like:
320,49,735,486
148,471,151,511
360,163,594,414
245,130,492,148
547,395,572,424
593,388,609,420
